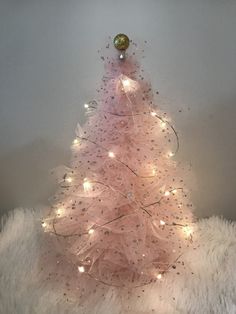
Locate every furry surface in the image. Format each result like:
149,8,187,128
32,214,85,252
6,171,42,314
0,208,236,314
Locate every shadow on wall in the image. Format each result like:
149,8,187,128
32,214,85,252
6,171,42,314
0,138,69,217
179,100,236,221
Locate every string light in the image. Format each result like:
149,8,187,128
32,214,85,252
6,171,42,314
41,221,47,229
73,138,79,145
160,121,167,129
83,178,92,192
168,151,174,157
164,191,170,197
84,103,89,109
65,177,72,183
160,220,166,226
122,79,130,87
156,273,162,280
88,228,94,235
108,151,115,158
151,111,157,117
172,189,177,195
121,76,139,92
152,168,157,175
78,266,85,273
183,225,192,237
56,207,64,216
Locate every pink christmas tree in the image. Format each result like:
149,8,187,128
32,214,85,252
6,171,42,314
41,35,195,291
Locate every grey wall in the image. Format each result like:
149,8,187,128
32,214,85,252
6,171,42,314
0,0,236,220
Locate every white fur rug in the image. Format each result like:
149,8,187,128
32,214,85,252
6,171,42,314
0,208,236,314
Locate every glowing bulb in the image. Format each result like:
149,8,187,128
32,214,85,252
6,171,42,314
183,225,192,237
66,177,72,183
121,76,139,92
164,191,170,197
122,79,130,87
83,178,92,192
73,138,79,145
41,221,47,228
156,273,162,280
168,152,174,157
160,121,166,128
56,207,64,216
84,103,89,109
142,254,146,257
88,228,94,235
160,220,166,226
151,111,157,117
108,151,115,158
78,266,85,273
172,189,177,195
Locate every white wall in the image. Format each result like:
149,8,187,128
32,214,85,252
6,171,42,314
0,0,236,219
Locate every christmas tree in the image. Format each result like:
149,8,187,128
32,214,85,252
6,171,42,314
41,34,194,292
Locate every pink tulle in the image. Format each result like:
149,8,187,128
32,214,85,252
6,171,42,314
41,41,195,298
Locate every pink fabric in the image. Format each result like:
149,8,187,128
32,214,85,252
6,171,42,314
41,43,195,294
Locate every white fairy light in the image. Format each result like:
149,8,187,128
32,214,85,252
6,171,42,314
156,273,162,280
168,151,174,157
83,178,92,192
183,225,192,237
160,220,166,226
121,76,139,93
151,111,157,117
160,121,167,129
78,266,85,273
65,177,72,183
41,221,47,229
164,191,170,197
172,189,177,195
122,79,130,87
73,138,79,145
56,207,64,216
108,151,115,158
84,103,89,109
142,254,146,257
88,228,94,235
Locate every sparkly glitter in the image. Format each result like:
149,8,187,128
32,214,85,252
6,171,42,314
41,38,195,292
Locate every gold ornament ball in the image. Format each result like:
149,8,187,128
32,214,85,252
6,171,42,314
113,34,130,51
